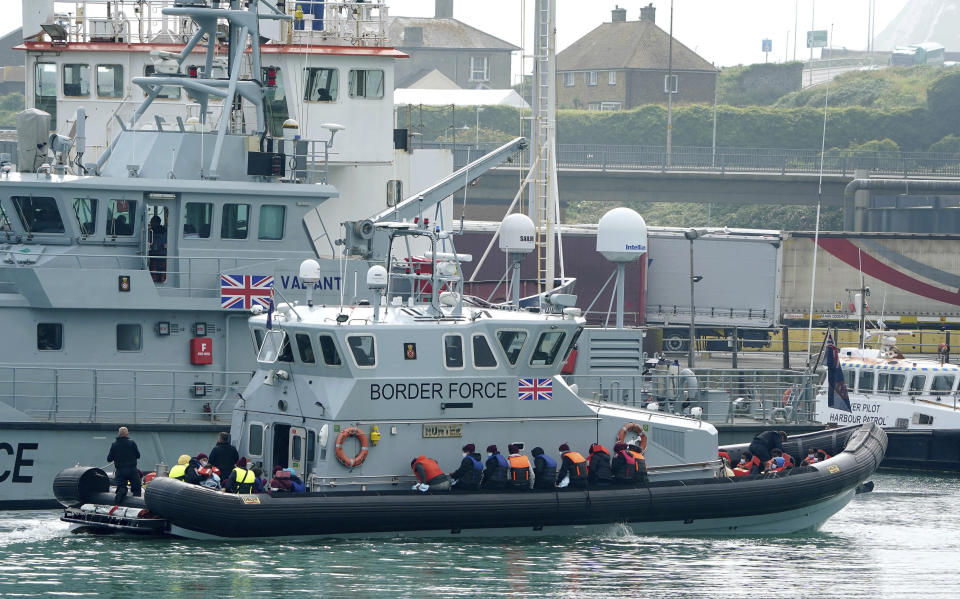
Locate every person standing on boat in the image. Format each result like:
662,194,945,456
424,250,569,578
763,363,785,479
209,432,240,481
531,447,557,490
587,443,614,487
748,430,788,465
506,444,533,490
107,427,141,503
411,456,451,492
556,443,588,489
450,444,483,492
224,458,256,494
481,445,509,490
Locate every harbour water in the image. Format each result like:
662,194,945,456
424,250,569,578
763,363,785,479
0,471,956,598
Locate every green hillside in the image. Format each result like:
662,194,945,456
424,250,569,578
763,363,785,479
774,66,948,109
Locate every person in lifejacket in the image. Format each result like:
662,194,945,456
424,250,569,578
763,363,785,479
733,450,760,476
803,448,818,465
224,457,257,494
815,449,831,462
556,443,588,488
168,454,190,480
481,445,509,490
184,453,220,489
531,447,557,490
450,443,483,492
506,443,533,490
411,455,451,492
768,456,787,473
587,443,614,487
270,465,293,491
626,440,649,484
611,442,637,484
718,451,735,478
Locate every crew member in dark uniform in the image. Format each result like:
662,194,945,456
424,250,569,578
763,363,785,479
107,426,141,503
209,432,240,480
748,430,788,464
531,447,557,490
450,443,483,491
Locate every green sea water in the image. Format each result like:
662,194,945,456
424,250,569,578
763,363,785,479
0,471,957,598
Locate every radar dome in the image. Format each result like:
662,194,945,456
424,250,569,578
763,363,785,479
367,265,388,289
596,207,647,262
299,259,322,283
499,213,535,253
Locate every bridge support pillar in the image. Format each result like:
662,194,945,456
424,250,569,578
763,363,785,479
844,169,870,232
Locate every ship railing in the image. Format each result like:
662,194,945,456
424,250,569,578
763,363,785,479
0,366,247,424
44,1,200,45
280,1,388,47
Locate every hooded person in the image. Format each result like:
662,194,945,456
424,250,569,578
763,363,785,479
611,442,637,484
481,445,508,490
106,426,141,503
555,443,587,489
168,454,191,480
587,443,614,486
531,447,557,490
450,443,483,491
209,432,240,480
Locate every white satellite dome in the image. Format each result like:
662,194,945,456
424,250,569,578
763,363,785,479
596,207,647,263
299,259,322,283
367,265,388,289
499,213,536,253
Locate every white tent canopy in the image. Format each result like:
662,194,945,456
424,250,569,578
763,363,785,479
394,88,529,109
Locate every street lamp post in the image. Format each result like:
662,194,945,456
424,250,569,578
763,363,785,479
684,228,706,367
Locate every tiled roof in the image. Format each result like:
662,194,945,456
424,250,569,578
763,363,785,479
557,19,715,72
386,17,519,51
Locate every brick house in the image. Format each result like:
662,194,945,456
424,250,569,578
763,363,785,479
557,4,717,110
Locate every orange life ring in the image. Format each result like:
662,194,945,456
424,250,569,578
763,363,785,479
335,427,370,468
782,387,793,406
616,422,648,452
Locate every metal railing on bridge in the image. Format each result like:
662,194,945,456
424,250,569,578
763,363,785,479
422,142,960,178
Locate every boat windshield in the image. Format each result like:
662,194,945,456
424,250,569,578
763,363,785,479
258,330,288,364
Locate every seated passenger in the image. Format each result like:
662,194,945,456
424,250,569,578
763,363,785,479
270,466,293,492
184,453,220,489
450,443,483,492
803,448,818,465
224,457,257,494
768,456,787,472
506,444,533,491
168,454,190,480
251,465,266,493
556,443,588,489
285,468,307,492
627,440,649,484
531,447,557,490
611,442,637,484
481,445,509,490
587,443,614,487
411,455,451,492
815,449,831,462
733,450,760,476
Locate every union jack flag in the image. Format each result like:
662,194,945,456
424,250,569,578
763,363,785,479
220,274,274,310
518,378,552,401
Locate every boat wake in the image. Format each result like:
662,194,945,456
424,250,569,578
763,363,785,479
0,511,69,548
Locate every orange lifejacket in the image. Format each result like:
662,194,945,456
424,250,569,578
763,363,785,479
561,451,587,479
733,456,759,476
803,455,817,465
508,455,531,484
626,450,645,473
412,455,444,483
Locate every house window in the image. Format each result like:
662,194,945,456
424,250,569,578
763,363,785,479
608,71,617,85
444,335,464,369
347,335,376,367
585,71,598,86
348,69,384,99
144,65,181,99
304,67,338,102
497,331,527,366
221,203,249,239
530,331,567,366
258,205,285,240
472,335,498,368
63,64,90,97
96,64,123,98
664,73,678,93
116,324,142,351
248,423,264,456
12,196,64,234
470,56,489,82
183,202,212,238
296,333,316,364
73,198,98,236
106,199,136,236
318,334,343,366
562,72,574,87
37,323,63,351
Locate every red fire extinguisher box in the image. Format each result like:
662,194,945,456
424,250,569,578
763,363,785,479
190,337,213,365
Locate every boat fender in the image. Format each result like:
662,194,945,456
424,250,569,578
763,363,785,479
616,422,648,452
335,427,370,468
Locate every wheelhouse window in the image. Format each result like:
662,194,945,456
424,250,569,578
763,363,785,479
73,198,98,236
562,72,574,87
35,63,57,126
304,68,338,102
878,372,905,395
857,370,875,393
931,375,956,396
347,335,376,367
143,65,181,99
12,196,64,233
497,331,527,366
472,334,498,368
469,56,489,82
296,333,316,364
530,331,567,366
63,64,90,97
0,203,11,232
107,199,137,236
221,203,249,239
257,330,292,363
318,334,343,366
908,375,926,396
258,205,285,240
585,71,598,86
37,323,63,351
261,66,289,137
843,370,856,391
248,423,264,457
183,202,212,238
349,69,384,99
444,335,464,369
116,324,142,351
96,64,123,98
253,328,265,351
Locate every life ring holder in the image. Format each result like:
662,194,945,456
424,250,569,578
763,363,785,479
616,422,648,452
335,427,370,468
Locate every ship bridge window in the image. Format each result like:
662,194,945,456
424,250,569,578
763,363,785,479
878,372,906,395
258,330,293,363
530,331,567,366
116,324,142,352
444,335,464,369
37,323,63,351
11,196,64,234
472,334,498,368
347,335,376,367
857,370,875,393
296,333,316,364
349,69,384,99
63,64,90,97
908,375,927,396
261,66,289,137
73,198,98,236
107,199,137,236
183,202,212,238
248,423,264,457
0,203,11,232
843,370,856,390
497,330,527,366
96,64,123,98
258,205,285,240
253,328,265,351
931,375,956,396
221,203,249,240
304,67,339,102
34,63,57,126
144,65,181,99
318,334,343,366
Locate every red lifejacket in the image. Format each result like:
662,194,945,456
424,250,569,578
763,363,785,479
561,451,587,479
508,455,531,484
803,455,817,465
412,455,444,483
733,456,759,476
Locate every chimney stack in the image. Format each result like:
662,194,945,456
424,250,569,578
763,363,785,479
435,0,454,19
640,3,656,23
611,6,627,22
